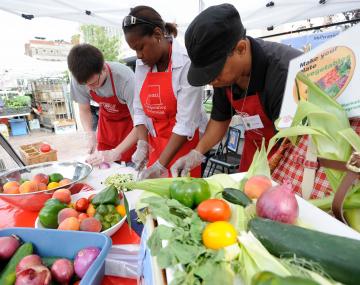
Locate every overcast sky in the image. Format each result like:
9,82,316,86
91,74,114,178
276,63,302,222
0,10,80,64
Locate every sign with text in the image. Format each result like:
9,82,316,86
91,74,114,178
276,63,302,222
279,25,360,128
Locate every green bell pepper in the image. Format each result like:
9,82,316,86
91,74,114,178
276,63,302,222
39,198,67,229
92,185,120,206
169,178,210,208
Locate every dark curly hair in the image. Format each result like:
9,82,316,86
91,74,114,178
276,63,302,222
67,43,104,84
122,5,177,38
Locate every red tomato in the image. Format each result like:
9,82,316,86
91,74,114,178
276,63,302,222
75,198,89,212
40,143,51,153
197,199,231,222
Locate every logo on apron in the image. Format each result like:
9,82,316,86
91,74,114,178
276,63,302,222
146,85,162,105
99,102,119,113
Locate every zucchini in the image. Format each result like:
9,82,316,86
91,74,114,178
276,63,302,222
0,242,33,285
222,188,252,206
249,218,360,285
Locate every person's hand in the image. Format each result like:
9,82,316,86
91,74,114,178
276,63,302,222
85,131,97,154
138,160,168,180
132,140,149,171
170,150,205,177
85,149,120,166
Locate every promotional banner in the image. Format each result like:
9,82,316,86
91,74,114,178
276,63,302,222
279,25,360,128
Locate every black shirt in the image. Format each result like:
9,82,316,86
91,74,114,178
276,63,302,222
211,37,302,122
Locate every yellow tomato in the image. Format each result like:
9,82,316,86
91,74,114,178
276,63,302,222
116,205,126,217
47,182,60,190
202,221,237,250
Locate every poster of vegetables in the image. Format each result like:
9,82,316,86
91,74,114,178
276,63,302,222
279,24,360,128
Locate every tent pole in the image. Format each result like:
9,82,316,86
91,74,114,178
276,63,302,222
260,18,360,39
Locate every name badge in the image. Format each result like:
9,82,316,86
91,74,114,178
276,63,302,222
241,115,264,130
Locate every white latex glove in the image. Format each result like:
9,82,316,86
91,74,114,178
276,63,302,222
132,140,149,171
85,131,97,154
138,160,168,180
170,150,205,177
86,149,120,166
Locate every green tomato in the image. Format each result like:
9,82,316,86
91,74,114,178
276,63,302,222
94,213,103,222
97,205,108,215
102,221,111,230
107,204,116,213
105,214,115,223
113,213,121,223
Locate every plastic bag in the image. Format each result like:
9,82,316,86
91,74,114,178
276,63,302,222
105,244,140,279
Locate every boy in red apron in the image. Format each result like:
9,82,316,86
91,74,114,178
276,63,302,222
67,44,137,165
122,6,207,179
171,4,302,176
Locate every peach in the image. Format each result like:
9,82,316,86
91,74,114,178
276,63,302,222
19,181,39,193
58,217,80,231
59,178,72,187
78,213,89,222
244,175,272,199
58,208,79,224
3,181,20,194
80,217,102,232
52,189,71,204
38,183,48,191
33,173,49,185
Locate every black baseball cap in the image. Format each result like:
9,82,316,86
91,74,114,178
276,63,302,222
185,4,246,86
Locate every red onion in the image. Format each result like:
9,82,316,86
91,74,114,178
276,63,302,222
0,235,20,260
16,255,42,274
74,247,100,278
256,180,299,224
15,265,51,285
51,258,74,284
99,162,111,169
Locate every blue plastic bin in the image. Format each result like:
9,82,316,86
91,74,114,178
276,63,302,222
0,228,112,285
9,118,28,136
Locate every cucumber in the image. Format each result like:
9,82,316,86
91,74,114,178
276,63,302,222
0,242,33,285
222,188,252,206
249,218,360,285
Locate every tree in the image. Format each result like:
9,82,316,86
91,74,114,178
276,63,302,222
80,25,122,61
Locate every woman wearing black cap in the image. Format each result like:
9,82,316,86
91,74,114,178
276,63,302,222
171,3,302,177
122,6,207,179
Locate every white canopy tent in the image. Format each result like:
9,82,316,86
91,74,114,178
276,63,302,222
1,0,359,88
0,0,359,30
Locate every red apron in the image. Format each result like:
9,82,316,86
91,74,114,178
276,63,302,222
90,64,135,162
226,89,277,172
139,47,201,177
